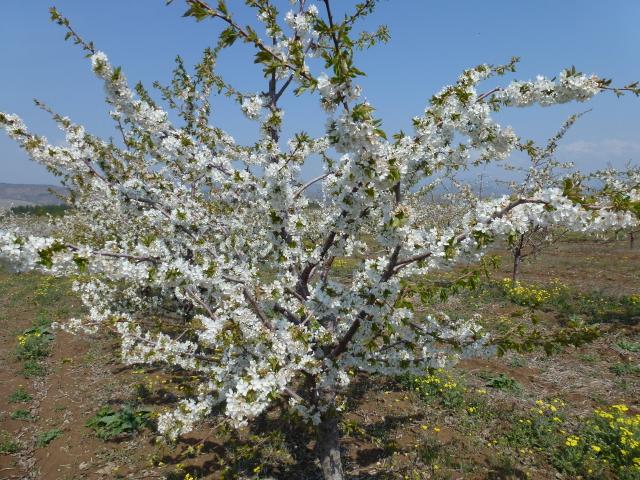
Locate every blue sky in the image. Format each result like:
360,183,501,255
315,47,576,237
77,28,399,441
1,0,639,185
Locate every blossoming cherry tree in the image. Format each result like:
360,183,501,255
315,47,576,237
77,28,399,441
1,1,639,478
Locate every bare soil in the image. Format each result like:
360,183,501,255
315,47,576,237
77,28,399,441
1,239,639,479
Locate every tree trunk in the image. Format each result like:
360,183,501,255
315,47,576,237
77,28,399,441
511,253,521,282
316,409,344,480
511,234,525,282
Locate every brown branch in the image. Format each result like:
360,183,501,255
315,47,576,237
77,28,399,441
63,243,159,264
328,311,367,359
243,287,275,332
274,303,302,324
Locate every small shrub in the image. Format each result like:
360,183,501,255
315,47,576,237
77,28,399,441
8,387,32,404
85,405,151,440
36,428,62,448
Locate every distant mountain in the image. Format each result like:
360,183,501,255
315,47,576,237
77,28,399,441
0,183,66,208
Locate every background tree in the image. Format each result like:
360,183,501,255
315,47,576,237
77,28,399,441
502,113,585,282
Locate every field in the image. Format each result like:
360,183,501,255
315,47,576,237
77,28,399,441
0,238,639,479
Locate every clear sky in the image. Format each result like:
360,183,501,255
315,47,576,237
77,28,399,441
1,0,639,185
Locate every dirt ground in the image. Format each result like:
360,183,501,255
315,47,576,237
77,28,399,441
0,238,639,479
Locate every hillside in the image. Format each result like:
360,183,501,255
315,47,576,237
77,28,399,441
0,183,66,209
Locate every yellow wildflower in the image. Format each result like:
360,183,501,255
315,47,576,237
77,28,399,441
612,404,629,412
565,435,580,447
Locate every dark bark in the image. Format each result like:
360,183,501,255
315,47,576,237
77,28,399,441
511,253,521,282
511,234,525,282
316,408,344,480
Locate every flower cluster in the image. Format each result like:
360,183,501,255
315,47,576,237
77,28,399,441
403,369,467,409
557,405,640,478
501,279,565,308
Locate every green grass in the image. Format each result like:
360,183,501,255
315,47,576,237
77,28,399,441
609,362,640,377
548,290,640,325
617,339,640,353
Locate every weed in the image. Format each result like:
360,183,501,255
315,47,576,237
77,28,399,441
501,278,564,308
16,325,53,361
482,373,521,392
341,419,366,438
417,437,443,465
506,399,565,450
85,405,152,440
10,409,35,421
21,358,46,377
133,382,152,402
0,430,21,454
16,322,53,377
552,405,640,480
36,428,62,448
400,369,466,409
218,430,296,477
507,355,526,368
8,386,32,403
